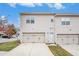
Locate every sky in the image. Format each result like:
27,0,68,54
0,3,79,28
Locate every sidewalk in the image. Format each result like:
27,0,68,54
0,38,18,43
0,51,8,56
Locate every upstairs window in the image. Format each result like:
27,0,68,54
61,18,70,25
62,21,65,25
66,21,70,25
51,19,53,22
31,20,34,24
26,20,30,24
31,17,34,24
61,21,70,25
26,17,35,24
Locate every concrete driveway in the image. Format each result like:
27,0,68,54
6,43,53,56
60,44,79,56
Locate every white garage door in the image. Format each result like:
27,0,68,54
57,34,79,45
73,35,79,44
22,33,45,43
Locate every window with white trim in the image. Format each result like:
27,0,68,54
61,18,70,25
26,17,35,24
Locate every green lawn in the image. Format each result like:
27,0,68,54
48,45,73,56
0,40,21,51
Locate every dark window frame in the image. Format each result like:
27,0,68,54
51,19,53,22
31,19,34,24
26,19,30,24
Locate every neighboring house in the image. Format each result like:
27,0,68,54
0,16,8,36
20,12,79,45
0,16,16,38
0,24,4,36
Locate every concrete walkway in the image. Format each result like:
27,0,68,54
0,38,18,43
6,43,53,56
0,51,8,56
60,44,79,56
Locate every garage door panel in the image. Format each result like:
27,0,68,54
22,33,45,43
57,38,63,44
67,35,73,44
62,35,67,44
57,35,63,44
39,36,45,43
34,35,44,43
34,35,40,43
74,35,79,44
23,35,32,43
57,34,79,45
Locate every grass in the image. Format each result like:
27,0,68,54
48,44,73,56
0,40,21,51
